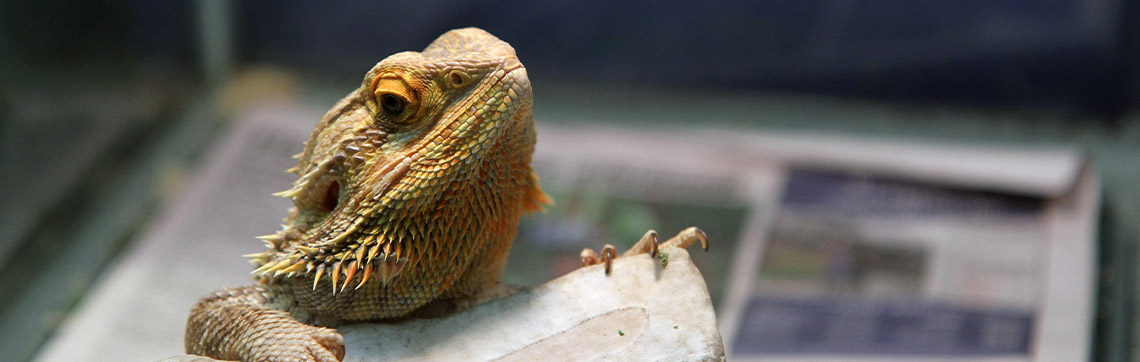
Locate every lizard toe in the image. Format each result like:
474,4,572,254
308,326,345,361
580,227,708,277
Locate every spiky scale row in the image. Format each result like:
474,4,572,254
248,221,418,296
251,251,410,294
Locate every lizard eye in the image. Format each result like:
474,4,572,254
447,70,471,89
367,73,420,124
379,93,406,115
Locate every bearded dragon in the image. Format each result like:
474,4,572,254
184,28,707,362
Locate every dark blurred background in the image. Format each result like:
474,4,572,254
1,1,1138,361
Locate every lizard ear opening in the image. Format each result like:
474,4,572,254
318,180,340,212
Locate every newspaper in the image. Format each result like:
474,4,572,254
35,104,1097,362
729,169,1096,362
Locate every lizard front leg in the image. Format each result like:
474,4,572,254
186,286,344,362
580,227,709,275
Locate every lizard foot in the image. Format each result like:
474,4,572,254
579,227,708,275
245,323,344,362
187,286,346,362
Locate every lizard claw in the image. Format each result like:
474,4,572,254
579,227,706,276
622,230,659,258
580,244,617,275
600,244,616,275
661,226,708,251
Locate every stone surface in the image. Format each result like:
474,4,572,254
164,247,724,361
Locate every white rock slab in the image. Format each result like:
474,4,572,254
164,247,724,361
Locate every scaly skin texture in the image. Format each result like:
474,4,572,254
185,28,548,361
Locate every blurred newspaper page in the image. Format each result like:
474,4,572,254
723,167,1097,361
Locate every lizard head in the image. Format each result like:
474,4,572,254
248,28,547,289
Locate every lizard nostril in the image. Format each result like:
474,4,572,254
319,180,340,212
